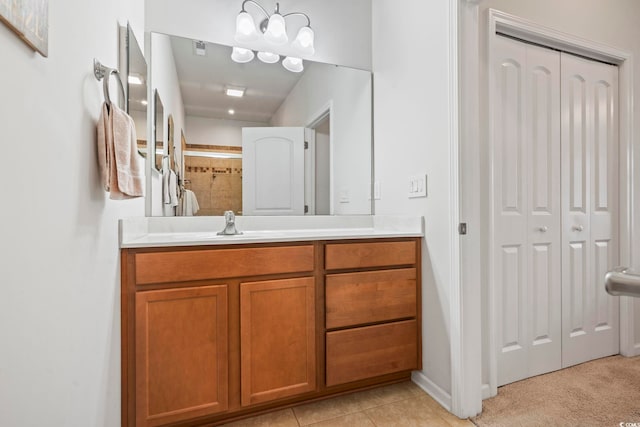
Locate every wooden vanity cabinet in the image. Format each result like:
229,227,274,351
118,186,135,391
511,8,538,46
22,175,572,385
324,240,422,387
122,243,316,427
121,238,421,427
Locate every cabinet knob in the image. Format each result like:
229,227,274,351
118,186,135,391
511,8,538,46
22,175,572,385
538,226,548,233
572,225,584,232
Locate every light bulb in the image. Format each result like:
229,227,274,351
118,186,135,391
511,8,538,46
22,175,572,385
231,47,255,63
257,51,280,64
235,11,259,43
282,56,304,73
264,13,288,45
292,26,315,56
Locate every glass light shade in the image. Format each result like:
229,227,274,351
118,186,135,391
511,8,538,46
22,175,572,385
257,51,280,64
282,56,304,73
231,47,255,63
235,12,259,43
264,13,288,45
292,26,315,56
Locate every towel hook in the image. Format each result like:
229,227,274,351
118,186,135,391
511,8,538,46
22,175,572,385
93,58,126,110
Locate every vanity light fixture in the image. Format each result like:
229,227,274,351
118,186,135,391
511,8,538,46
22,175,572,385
231,0,314,72
225,86,246,97
231,46,255,63
257,51,279,64
282,56,303,73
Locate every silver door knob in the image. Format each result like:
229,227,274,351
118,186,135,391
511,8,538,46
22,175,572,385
538,226,548,233
572,225,584,232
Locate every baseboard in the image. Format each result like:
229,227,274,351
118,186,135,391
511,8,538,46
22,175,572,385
411,371,452,411
621,344,640,357
481,383,493,400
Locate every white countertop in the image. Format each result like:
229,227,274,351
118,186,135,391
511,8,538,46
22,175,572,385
119,215,424,248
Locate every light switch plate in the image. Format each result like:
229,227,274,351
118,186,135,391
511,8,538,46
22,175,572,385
408,174,427,198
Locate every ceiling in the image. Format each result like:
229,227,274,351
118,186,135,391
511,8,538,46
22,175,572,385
170,35,305,123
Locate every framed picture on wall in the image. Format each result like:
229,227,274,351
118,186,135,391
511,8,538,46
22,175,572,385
0,0,49,57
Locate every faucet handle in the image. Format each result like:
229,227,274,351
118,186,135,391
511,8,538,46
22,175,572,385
224,210,235,222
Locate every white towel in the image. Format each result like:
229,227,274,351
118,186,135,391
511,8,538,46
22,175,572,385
169,170,178,207
96,102,144,199
183,190,199,216
112,105,144,198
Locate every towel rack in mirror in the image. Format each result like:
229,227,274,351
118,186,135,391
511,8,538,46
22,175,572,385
93,58,125,109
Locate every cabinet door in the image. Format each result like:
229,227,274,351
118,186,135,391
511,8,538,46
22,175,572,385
240,277,316,406
135,285,228,427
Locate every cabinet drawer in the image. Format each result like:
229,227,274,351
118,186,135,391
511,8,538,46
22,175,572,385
325,241,416,270
326,268,416,329
326,320,418,386
135,245,314,285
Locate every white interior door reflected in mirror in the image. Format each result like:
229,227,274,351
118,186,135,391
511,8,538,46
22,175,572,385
242,127,306,215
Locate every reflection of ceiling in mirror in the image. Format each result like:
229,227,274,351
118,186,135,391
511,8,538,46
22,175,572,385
169,35,305,123
128,27,147,112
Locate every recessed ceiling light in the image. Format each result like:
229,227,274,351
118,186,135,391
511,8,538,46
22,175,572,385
228,109,235,115
225,86,245,97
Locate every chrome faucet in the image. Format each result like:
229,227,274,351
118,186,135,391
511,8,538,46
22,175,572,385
217,210,243,235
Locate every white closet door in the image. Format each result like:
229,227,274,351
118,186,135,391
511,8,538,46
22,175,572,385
493,36,562,386
561,53,619,367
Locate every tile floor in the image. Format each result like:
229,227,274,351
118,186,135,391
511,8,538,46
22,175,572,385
222,381,475,427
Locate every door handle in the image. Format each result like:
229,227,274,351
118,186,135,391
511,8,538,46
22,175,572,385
538,226,548,233
572,225,584,232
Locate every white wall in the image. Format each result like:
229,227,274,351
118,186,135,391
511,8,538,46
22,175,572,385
271,63,372,215
150,32,186,216
0,0,144,425
145,0,372,70
185,115,265,147
473,0,640,392
372,0,454,403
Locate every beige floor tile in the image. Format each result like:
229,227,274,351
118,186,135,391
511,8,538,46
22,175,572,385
412,394,474,426
293,393,362,426
351,382,420,410
429,406,474,426
221,408,299,427
364,396,452,427
404,381,429,397
307,412,375,427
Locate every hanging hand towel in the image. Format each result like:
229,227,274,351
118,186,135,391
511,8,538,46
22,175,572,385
111,105,144,198
169,170,179,207
96,103,111,192
184,190,200,216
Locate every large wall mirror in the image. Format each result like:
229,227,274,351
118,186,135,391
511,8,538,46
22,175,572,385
149,32,372,216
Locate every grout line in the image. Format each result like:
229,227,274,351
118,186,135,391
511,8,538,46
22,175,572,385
291,407,302,426
362,410,378,426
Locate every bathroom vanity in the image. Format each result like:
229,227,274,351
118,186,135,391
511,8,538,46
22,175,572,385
120,216,423,427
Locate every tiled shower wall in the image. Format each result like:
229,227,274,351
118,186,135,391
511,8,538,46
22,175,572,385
185,156,242,216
